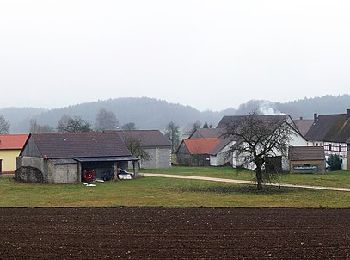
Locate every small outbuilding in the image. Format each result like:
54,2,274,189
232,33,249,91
288,146,326,173
16,132,138,183
176,138,233,166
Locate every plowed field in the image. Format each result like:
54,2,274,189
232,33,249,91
1,208,350,259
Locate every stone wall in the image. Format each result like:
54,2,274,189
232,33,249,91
16,157,48,183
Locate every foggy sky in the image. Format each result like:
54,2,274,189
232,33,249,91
1,0,350,111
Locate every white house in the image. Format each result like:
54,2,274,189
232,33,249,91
305,109,350,170
218,115,308,171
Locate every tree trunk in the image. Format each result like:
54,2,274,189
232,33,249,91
255,164,263,190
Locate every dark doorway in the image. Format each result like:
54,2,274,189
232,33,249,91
81,161,114,181
265,156,283,173
0,159,2,174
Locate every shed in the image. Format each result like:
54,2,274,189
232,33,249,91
16,132,138,183
288,146,326,173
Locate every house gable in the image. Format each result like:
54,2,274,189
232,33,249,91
20,135,42,158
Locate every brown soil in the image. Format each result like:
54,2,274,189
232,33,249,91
0,208,349,259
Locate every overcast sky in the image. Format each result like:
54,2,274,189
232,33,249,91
1,0,350,111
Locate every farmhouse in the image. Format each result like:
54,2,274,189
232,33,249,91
189,128,225,139
0,134,28,174
117,130,172,169
305,109,350,170
16,132,138,183
218,115,308,171
289,146,326,173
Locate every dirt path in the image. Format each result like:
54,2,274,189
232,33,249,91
143,173,350,192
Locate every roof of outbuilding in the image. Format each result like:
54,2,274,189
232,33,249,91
305,114,350,143
25,132,131,159
183,138,221,155
288,146,325,161
116,130,171,148
0,134,28,150
181,138,232,155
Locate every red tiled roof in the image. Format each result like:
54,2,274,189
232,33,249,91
0,134,29,150
183,138,221,155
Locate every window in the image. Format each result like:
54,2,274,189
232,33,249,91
339,145,342,152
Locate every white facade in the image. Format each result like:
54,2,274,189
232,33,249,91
209,141,236,166
308,140,348,170
231,126,308,171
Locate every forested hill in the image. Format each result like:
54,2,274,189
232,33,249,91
234,95,350,118
2,95,350,133
2,97,227,133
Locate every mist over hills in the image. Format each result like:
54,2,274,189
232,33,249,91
1,95,350,133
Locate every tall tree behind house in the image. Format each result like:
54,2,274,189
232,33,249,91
165,121,180,153
0,115,10,134
95,108,119,131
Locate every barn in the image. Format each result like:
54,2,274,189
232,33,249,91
289,146,326,173
16,132,138,183
117,130,172,169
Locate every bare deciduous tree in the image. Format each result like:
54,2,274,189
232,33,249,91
57,115,92,133
0,115,10,134
123,135,150,168
29,119,55,133
95,108,119,131
223,112,295,190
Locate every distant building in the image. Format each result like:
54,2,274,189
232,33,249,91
293,117,314,137
117,130,172,169
16,132,138,183
0,134,28,174
305,109,350,170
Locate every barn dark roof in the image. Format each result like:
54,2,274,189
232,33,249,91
117,130,171,148
26,132,132,159
218,115,290,128
289,146,325,161
293,119,314,137
189,128,225,139
305,112,350,143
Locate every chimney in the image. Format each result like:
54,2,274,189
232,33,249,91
299,117,303,121
314,113,318,122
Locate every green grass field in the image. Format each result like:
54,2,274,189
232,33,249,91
142,166,350,188
2,172,350,207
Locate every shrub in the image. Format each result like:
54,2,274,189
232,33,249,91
327,154,342,171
